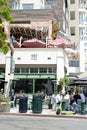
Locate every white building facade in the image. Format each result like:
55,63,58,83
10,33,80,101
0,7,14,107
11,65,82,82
0,48,68,96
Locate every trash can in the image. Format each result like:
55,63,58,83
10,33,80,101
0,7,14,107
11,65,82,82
62,100,66,111
19,96,28,113
81,102,86,115
32,94,42,113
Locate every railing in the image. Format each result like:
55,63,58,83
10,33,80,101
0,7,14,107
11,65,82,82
69,59,79,67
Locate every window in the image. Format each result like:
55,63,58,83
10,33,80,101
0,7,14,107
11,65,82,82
48,67,56,73
15,68,20,73
70,0,75,4
31,54,37,60
22,4,33,10
70,27,75,36
21,68,29,73
84,42,87,47
39,68,47,73
0,67,5,74
30,68,38,73
70,11,75,20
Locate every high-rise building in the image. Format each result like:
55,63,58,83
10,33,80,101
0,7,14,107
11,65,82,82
68,0,87,73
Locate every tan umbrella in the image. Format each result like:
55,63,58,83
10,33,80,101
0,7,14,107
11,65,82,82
21,38,46,48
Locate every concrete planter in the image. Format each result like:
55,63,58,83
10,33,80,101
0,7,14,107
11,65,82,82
0,104,10,112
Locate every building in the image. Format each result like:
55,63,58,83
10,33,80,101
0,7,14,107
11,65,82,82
8,0,67,34
0,0,81,96
68,0,87,73
0,0,70,96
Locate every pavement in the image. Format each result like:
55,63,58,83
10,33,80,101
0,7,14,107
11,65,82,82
1,104,87,119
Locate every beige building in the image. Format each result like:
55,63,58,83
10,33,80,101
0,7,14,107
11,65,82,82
68,0,87,73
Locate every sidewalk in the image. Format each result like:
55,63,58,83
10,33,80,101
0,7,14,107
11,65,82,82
1,104,87,119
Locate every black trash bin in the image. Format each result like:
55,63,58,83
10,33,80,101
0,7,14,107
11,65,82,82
19,96,28,113
32,94,42,113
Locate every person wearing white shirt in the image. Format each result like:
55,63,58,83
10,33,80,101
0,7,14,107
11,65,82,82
79,91,85,103
56,91,63,112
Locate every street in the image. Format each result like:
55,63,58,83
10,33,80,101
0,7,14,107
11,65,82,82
0,115,87,130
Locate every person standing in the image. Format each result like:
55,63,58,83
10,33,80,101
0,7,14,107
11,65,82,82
73,91,81,104
56,91,63,114
79,90,85,103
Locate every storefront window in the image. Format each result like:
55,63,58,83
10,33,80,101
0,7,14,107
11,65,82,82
48,67,56,73
39,68,47,73
21,68,29,73
30,68,38,73
0,67,5,74
15,68,20,73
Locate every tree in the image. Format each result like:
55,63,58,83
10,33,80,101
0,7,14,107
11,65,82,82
59,76,71,92
51,20,60,40
0,0,13,54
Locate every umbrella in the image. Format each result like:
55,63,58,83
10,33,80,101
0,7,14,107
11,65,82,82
50,36,72,47
5,40,21,48
74,77,87,81
21,38,46,48
69,80,87,86
77,72,87,78
69,76,87,86
64,48,78,59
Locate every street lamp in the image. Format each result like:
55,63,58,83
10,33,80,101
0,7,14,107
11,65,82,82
9,35,14,98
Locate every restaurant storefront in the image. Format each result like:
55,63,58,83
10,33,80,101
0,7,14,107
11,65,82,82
13,66,56,95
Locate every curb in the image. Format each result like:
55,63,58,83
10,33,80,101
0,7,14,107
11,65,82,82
0,112,87,119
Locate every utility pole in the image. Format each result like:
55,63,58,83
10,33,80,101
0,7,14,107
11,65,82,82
9,35,14,98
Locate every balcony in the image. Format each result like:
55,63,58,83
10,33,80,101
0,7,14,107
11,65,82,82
68,59,79,74
69,59,79,67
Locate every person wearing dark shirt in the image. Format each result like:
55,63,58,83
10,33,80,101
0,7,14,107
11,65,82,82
74,91,81,104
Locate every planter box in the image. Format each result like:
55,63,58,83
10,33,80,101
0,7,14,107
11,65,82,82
0,104,10,112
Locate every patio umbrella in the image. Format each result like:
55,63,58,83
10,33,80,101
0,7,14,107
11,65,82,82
69,80,87,86
77,72,87,78
50,36,72,47
64,48,78,59
73,77,87,81
69,76,87,86
21,38,46,48
5,40,21,48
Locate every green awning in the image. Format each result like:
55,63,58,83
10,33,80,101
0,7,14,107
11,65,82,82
0,75,4,78
14,74,56,79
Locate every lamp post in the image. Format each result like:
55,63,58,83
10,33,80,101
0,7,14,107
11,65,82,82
9,35,14,98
